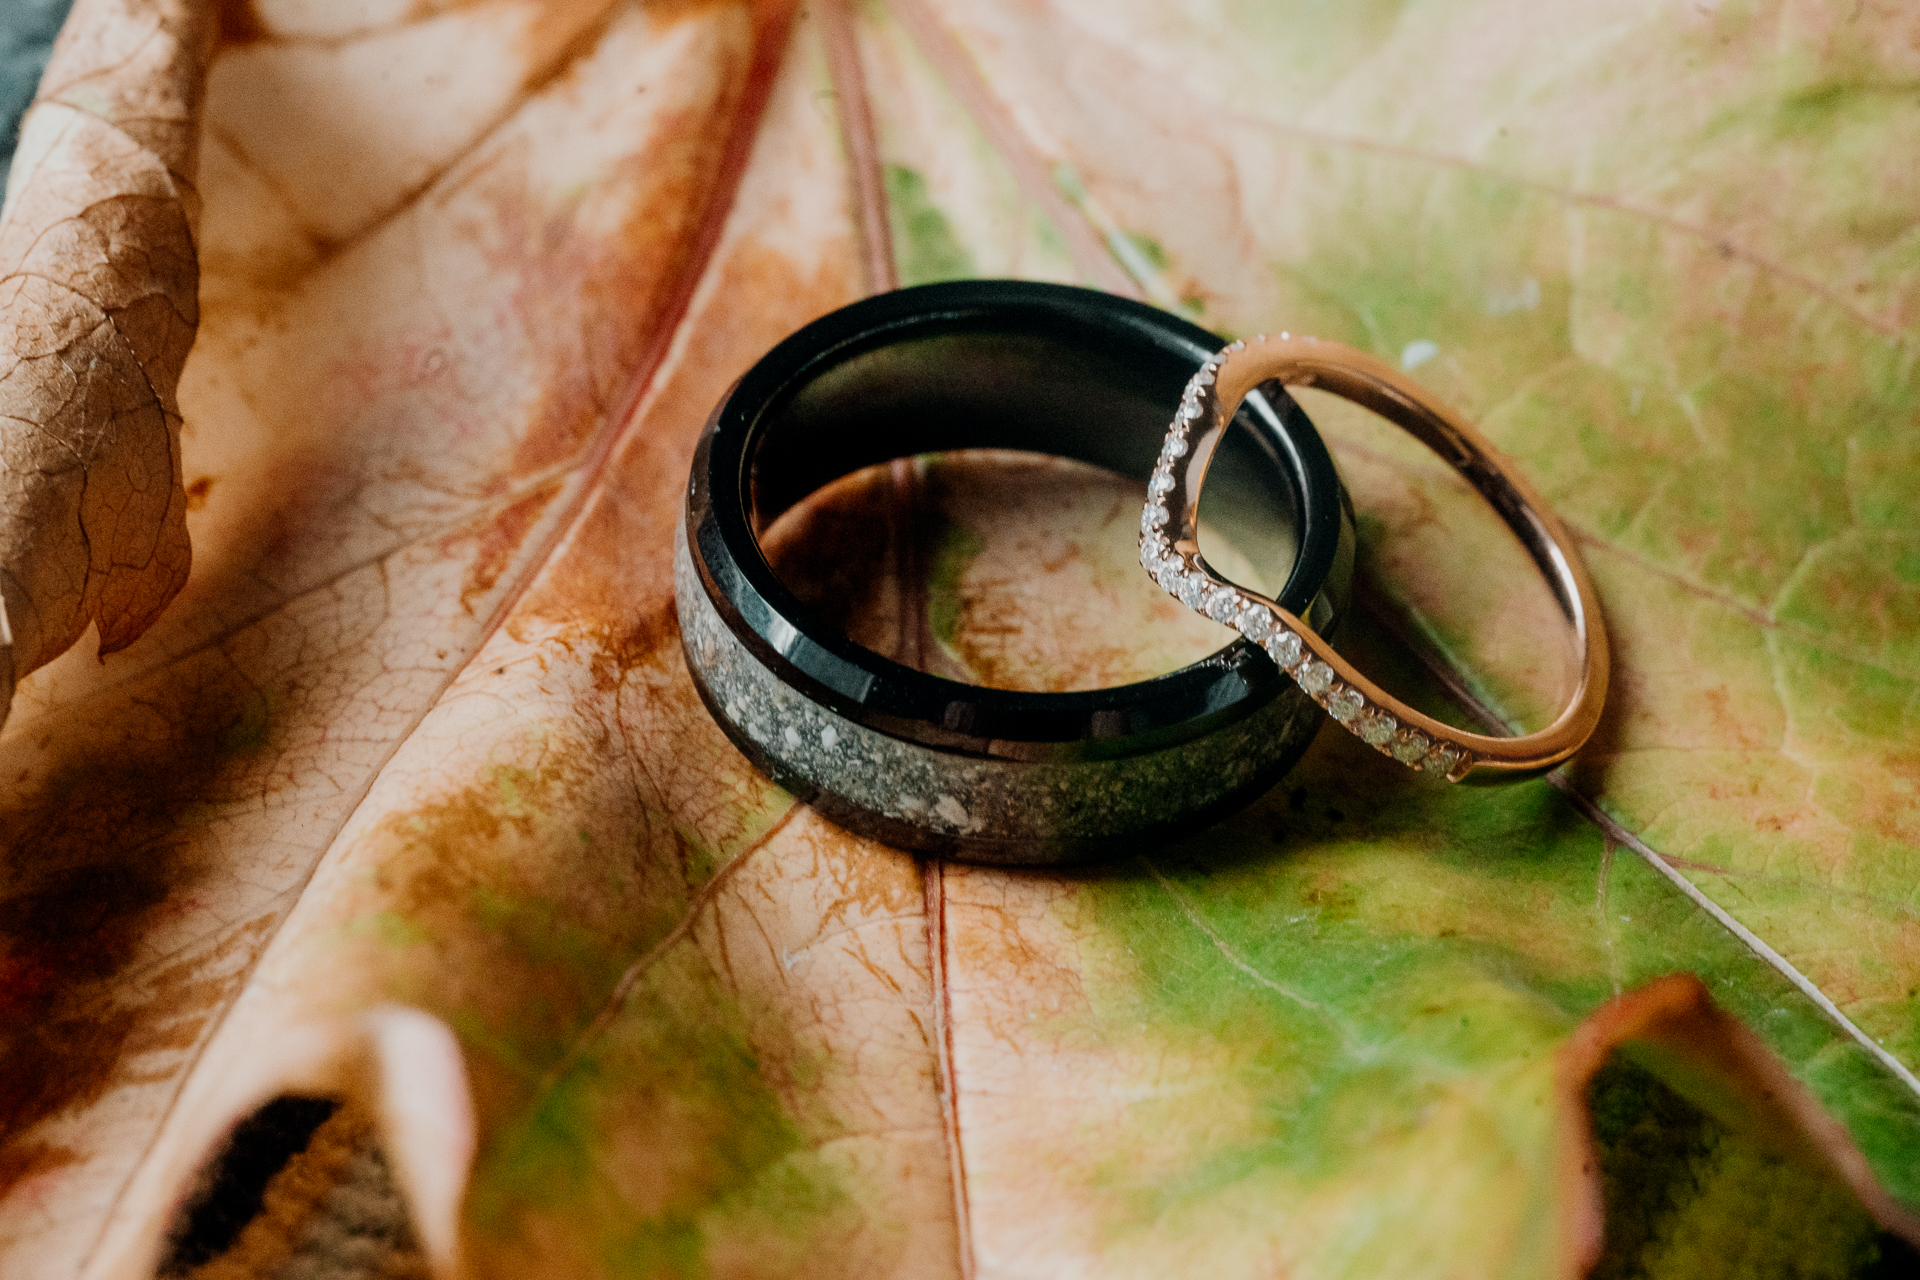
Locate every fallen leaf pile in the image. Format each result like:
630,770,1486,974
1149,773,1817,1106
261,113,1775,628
0,1,1917,1278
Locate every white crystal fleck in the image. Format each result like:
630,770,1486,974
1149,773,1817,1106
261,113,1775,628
820,726,840,750
934,794,970,827
783,726,802,749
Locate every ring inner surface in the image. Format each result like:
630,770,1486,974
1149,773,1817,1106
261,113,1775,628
750,329,1303,596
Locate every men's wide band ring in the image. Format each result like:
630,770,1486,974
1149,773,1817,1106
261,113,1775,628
1141,332,1610,784
676,282,1356,864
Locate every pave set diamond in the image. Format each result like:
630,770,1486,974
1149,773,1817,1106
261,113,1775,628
1139,343,1471,782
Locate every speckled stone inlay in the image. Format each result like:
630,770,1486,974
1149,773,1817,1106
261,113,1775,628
676,522,1325,865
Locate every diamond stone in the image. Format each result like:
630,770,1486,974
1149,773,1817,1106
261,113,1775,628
1422,745,1465,777
1165,433,1188,458
1177,575,1207,610
1391,730,1432,764
1356,711,1397,746
1149,472,1174,497
1265,630,1304,669
1205,589,1240,623
1141,503,1166,537
1326,686,1365,722
1236,602,1275,640
1298,659,1334,695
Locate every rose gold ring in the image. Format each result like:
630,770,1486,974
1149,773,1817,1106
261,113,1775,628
1138,333,1609,784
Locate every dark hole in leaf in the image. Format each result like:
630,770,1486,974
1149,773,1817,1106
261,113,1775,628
1589,1059,1892,1279
1863,1233,1920,1280
156,1095,337,1276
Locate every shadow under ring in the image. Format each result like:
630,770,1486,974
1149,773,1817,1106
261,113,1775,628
677,281,1355,865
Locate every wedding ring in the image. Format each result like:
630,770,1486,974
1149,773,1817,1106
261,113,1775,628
1140,333,1608,783
678,283,1355,863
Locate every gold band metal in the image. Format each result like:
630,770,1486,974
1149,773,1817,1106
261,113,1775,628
1138,333,1609,784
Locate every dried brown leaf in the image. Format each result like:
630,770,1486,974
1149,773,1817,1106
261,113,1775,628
0,0,215,717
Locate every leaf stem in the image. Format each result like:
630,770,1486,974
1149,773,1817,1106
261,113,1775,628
818,0,898,295
923,858,976,1279
886,0,1139,299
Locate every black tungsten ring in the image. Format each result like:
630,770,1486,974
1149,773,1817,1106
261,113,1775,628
676,280,1355,865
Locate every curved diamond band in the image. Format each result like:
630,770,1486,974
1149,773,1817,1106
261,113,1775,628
1140,333,1609,784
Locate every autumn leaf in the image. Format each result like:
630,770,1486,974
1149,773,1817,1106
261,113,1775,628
1,1,1919,1278
0,0,213,724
